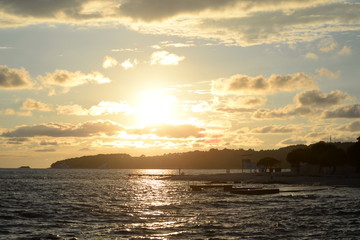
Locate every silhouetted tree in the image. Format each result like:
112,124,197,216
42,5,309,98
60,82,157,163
308,142,347,174
286,148,308,173
256,157,281,172
347,136,360,172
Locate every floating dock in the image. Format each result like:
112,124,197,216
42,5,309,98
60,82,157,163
189,184,233,191
190,184,279,195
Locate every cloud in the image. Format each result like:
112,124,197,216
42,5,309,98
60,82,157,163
252,125,299,134
39,69,110,88
118,0,238,22
56,104,88,116
121,59,137,69
316,68,340,78
128,123,206,139
153,41,195,49
6,137,29,145
1,120,124,138
278,137,307,146
252,105,312,120
1,1,359,46
0,108,32,117
88,101,131,115
150,51,185,65
40,140,58,146
34,148,56,152
322,104,360,119
0,65,32,89
56,101,131,116
191,101,211,113
154,124,205,138
318,38,338,52
102,56,118,69
305,53,319,60
337,121,360,132
337,45,351,56
21,99,53,112
212,72,315,95
111,48,138,52
295,89,349,107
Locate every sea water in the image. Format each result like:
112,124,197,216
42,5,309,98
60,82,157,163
1,169,359,240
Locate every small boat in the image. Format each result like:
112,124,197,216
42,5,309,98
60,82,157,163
230,188,279,195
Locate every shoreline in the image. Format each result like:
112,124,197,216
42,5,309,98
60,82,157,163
166,172,360,188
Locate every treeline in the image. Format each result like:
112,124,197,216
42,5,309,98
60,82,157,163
51,145,302,169
50,140,358,170
287,137,360,173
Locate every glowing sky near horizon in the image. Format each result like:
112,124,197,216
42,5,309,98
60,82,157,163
0,0,360,168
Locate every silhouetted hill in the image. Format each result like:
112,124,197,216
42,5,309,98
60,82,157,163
51,144,325,169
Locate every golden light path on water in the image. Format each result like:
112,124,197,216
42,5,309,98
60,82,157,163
125,169,193,239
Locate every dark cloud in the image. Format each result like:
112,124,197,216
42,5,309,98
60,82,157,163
39,69,110,88
337,121,360,132
40,140,58,146
34,148,56,152
1,120,124,138
323,104,360,119
296,89,349,107
119,0,237,21
252,125,298,134
6,137,29,144
0,0,95,19
212,73,314,95
279,138,307,146
0,65,32,89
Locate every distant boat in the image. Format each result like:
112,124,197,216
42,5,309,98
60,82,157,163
19,166,31,169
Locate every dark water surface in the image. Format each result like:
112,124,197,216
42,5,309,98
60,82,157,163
1,169,360,239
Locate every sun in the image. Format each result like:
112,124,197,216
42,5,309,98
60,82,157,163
135,92,177,125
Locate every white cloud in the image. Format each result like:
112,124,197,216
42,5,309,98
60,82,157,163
0,65,32,89
150,51,185,65
102,56,118,69
56,101,131,116
121,59,137,69
88,101,131,115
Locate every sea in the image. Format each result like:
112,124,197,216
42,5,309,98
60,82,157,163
1,168,360,240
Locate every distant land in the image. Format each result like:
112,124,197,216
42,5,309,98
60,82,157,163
51,142,354,169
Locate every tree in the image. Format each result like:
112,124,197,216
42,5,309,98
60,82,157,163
256,157,281,172
347,136,360,172
286,148,308,173
308,141,347,174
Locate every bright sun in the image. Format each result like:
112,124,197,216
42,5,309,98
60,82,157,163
135,92,177,125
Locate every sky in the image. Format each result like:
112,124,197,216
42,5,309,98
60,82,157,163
1,0,360,168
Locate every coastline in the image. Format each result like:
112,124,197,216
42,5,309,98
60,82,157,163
166,172,360,188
